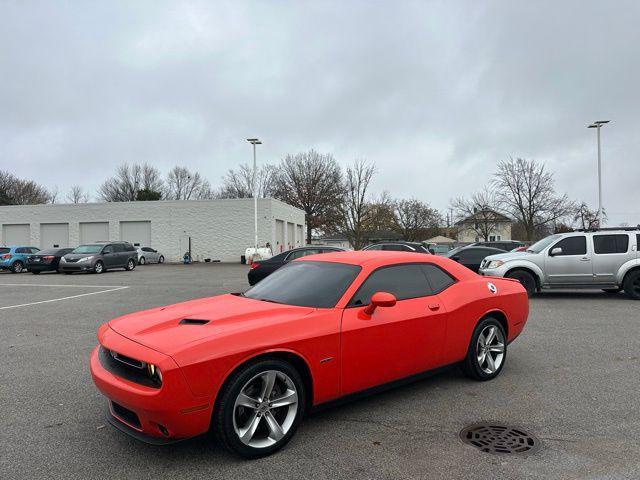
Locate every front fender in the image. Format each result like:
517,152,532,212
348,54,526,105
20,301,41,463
616,259,640,285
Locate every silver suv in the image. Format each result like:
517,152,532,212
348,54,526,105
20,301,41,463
479,227,640,299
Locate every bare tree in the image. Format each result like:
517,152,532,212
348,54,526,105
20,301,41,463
98,163,164,202
165,166,213,200
363,191,396,233
272,150,345,243
451,188,504,241
0,170,51,205
66,185,90,203
572,202,603,230
492,157,573,241
217,163,277,199
393,198,441,241
341,160,377,250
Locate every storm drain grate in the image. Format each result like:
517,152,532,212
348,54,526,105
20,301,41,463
459,423,541,455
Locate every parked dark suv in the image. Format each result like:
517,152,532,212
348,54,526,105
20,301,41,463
59,241,138,274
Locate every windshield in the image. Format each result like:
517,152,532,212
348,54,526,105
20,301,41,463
72,244,103,254
526,235,561,253
244,261,361,308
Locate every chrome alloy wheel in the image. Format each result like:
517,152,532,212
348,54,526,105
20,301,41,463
232,370,298,448
476,325,505,375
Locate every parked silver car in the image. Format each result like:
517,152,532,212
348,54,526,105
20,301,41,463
479,227,640,299
136,246,164,265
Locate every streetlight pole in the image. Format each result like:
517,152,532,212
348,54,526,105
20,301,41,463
247,138,262,250
587,120,609,226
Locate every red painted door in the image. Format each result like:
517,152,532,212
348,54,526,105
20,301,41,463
339,264,448,395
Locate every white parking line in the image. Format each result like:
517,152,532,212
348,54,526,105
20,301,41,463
0,283,126,288
0,285,129,310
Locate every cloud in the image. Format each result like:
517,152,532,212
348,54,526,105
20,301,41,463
1,0,638,224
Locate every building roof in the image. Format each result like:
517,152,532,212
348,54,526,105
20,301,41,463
455,209,512,225
424,235,456,244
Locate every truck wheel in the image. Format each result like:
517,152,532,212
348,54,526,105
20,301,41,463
506,269,536,296
623,270,640,300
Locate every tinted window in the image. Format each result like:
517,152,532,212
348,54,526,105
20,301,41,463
364,244,383,250
112,244,125,253
142,247,153,252
456,248,490,262
73,244,103,254
287,249,322,260
15,247,26,253
421,264,455,293
244,261,361,308
382,244,408,251
552,236,587,256
0,247,10,254
593,234,629,254
125,243,136,251
349,264,431,306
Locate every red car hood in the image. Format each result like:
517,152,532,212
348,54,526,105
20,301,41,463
108,294,315,356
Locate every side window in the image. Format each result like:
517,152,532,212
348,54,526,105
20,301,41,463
593,235,629,254
382,244,406,251
287,249,321,261
551,236,587,256
30,248,40,253
421,264,455,293
102,245,114,254
366,244,383,251
16,247,26,254
349,264,431,306
112,244,125,253
142,247,153,252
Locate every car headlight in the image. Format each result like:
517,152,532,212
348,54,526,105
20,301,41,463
486,260,504,269
78,256,94,262
146,363,162,384
60,257,67,262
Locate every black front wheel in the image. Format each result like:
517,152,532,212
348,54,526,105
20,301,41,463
462,318,507,381
213,359,305,458
506,270,536,296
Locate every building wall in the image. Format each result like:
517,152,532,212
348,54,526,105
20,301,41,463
457,222,512,243
0,198,306,262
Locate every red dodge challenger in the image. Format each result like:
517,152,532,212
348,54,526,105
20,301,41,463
90,251,528,458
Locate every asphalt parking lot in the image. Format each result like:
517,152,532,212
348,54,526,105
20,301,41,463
2,264,639,480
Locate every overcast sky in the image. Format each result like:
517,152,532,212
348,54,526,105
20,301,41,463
1,0,638,225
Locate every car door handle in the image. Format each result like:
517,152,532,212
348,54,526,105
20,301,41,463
580,257,591,261
428,303,440,311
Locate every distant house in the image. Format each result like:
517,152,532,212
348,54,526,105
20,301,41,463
455,210,512,243
312,230,405,250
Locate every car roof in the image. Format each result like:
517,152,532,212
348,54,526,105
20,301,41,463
297,250,476,279
458,245,506,252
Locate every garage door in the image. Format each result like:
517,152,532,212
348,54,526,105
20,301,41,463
79,222,109,244
120,221,151,247
287,222,295,249
2,224,30,245
275,220,285,253
40,223,69,248
297,224,304,246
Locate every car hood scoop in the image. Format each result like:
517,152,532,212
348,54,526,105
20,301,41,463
108,294,315,356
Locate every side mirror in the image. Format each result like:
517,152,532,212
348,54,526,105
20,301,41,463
363,291,397,315
550,247,562,256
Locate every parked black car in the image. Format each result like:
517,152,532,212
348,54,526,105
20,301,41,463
248,246,346,285
59,241,138,274
362,241,431,253
469,240,525,251
446,245,506,273
26,247,74,274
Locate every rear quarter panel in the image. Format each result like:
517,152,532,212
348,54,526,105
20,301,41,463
438,276,528,366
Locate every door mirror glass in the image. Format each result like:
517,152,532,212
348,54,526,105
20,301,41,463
363,291,397,315
550,247,562,256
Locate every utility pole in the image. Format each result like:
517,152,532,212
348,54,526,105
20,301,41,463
587,120,610,226
247,138,262,249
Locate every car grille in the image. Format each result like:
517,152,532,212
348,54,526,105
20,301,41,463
98,347,161,389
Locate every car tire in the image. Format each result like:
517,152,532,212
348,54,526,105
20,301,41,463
64,271,73,275
462,317,507,381
158,256,164,264
31,270,40,275
139,257,146,265
506,269,536,296
125,259,136,271
94,261,104,274
623,270,640,300
12,261,24,274
213,359,306,459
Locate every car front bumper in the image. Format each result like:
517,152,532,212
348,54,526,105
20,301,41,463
478,265,509,278
59,262,94,272
89,326,212,443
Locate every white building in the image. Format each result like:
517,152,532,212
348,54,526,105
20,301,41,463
0,198,306,262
